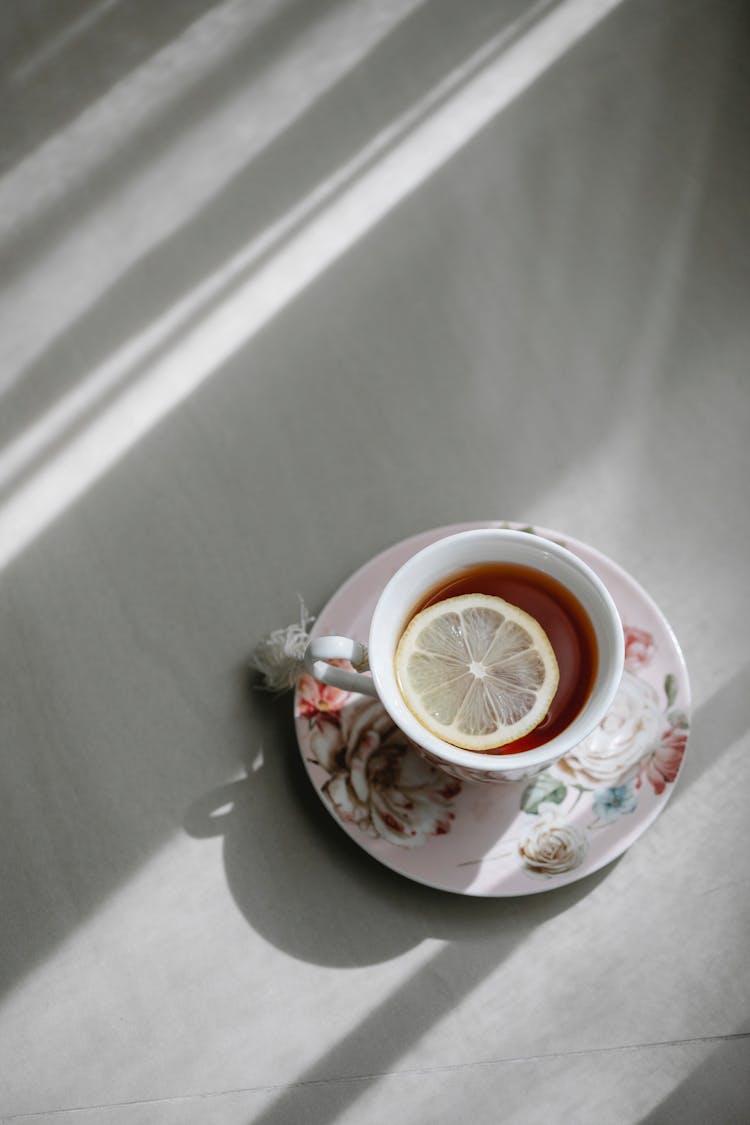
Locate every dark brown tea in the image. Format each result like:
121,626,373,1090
411,562,598,755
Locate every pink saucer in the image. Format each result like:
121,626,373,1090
294,523,690,896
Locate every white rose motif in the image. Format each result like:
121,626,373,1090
556,670,664,788
519,815,588,875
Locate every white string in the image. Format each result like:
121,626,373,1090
251,597,314,693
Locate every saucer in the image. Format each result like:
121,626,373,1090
294,523,690,896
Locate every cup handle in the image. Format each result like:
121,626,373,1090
303,636,379,697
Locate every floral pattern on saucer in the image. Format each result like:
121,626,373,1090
294,522,691,895
296,677,462,848
509,624,689,877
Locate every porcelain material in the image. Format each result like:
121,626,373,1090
304,527,624,783
294,523,690,896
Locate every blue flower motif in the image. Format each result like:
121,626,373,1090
592,783,637,823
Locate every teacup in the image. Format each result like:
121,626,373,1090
304,528,624,783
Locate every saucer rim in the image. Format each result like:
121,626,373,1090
294,521,691,896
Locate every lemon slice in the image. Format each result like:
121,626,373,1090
395,593,559,752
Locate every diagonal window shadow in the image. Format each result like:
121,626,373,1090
242,868,613,1125
0,0,612,530
0,0,388,276
0,0,535,436
1,0,231,175
1,4,746,1093
5,0,738,487
0,0,737,1003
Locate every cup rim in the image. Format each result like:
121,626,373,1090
368,528,624,773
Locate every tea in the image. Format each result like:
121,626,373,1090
409,561,598,755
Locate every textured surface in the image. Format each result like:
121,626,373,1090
1,1,749,1122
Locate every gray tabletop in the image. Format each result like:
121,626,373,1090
1,1,749,1122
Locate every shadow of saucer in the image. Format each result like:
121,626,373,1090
183,670,618,968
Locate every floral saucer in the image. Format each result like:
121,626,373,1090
294,523,690,896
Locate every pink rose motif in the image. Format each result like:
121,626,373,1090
314,698,461,847
639,724,688,795
623,626,655,671
296,667,352,719
308,712,345,773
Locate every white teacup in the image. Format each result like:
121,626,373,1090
304,529,624,783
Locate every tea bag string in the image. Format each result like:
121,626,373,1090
251,596,314,693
